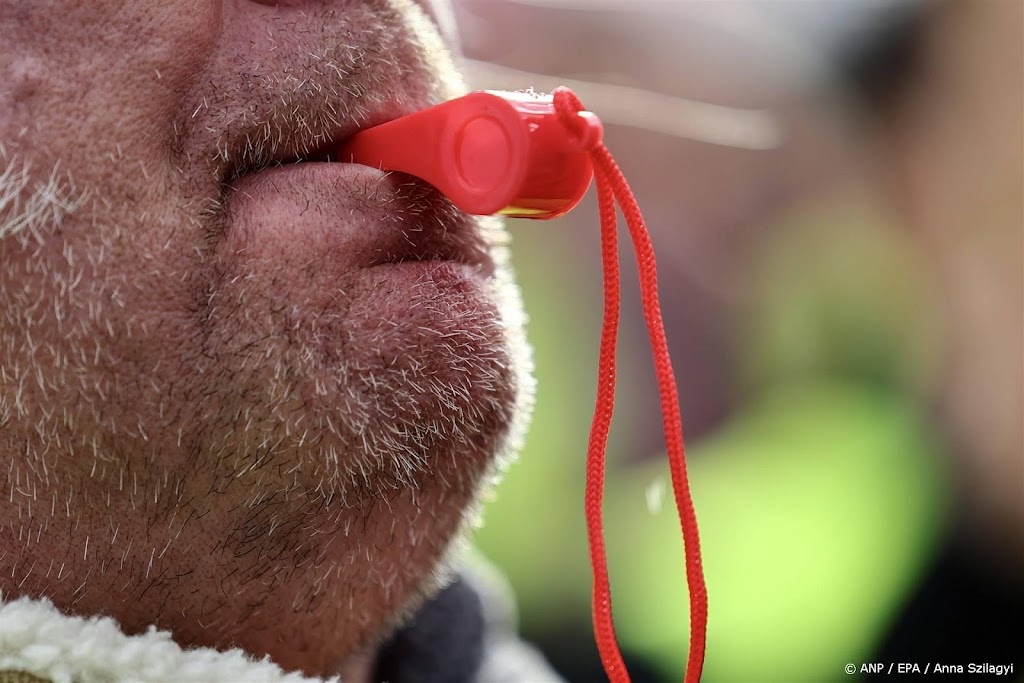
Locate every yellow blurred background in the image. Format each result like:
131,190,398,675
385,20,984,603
450,1,1023,681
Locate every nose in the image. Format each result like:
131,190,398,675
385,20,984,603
241,0,458,44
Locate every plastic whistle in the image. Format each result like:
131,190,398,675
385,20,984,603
337,90,604,220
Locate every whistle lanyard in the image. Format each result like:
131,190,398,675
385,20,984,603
552,88,706,683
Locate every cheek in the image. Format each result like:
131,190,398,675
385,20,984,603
1,0,222,194
1,0,227,415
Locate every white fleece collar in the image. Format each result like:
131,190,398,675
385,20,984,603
0,596,336,683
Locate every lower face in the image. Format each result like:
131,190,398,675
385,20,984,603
0,0,529,674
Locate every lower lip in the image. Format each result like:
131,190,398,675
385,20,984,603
222,162,468,270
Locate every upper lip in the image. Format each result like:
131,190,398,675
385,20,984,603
223,116,371,185
218,99,497,278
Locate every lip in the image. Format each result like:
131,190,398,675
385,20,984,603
217,85,434,187
222,116,380,185
222,160,496,278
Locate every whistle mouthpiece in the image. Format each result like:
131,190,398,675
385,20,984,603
337,90,603,220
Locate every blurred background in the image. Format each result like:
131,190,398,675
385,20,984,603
448,1,1023,681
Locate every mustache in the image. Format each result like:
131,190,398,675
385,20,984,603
169,3,451,185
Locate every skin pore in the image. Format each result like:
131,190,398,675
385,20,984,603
0,0,531,678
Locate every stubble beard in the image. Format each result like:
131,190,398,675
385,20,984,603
0,2,534,672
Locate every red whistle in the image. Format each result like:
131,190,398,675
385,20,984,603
337,90,603,219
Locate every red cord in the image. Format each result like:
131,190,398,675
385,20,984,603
553,87,708,683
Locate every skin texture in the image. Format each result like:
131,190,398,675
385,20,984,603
0,0,531,678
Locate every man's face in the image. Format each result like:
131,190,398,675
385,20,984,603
0,0,529,675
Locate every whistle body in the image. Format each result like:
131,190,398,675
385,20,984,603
337,90,603,220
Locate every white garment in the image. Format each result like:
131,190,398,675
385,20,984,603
0,596,332,683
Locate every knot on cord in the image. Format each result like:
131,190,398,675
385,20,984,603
552,86,601,152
